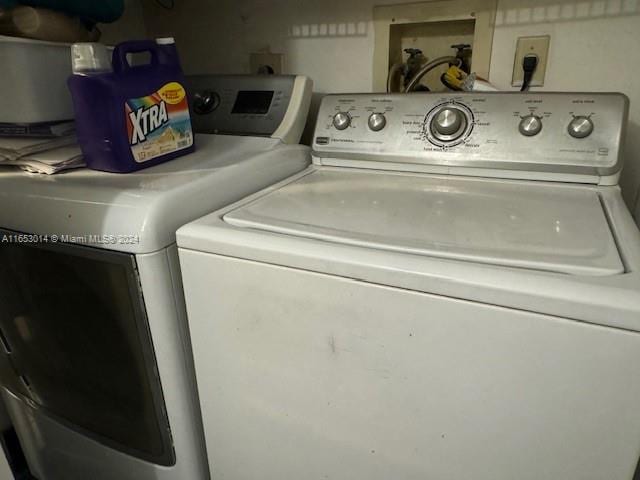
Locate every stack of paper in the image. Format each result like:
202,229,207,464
0,120,76,137
0,135,85,174
15,145,85,174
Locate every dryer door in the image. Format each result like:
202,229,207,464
0,231,174,466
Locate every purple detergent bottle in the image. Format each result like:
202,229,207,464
68,38,195,173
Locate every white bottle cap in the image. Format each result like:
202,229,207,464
71,43,112,74
156,37,175,45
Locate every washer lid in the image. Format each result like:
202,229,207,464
223,169,624,276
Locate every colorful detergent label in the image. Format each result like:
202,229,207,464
125,82,193,163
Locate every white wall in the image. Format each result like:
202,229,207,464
142,0,640,215
142,0,381,91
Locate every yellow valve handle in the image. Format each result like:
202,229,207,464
443,65,467,88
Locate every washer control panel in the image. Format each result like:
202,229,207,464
313,92,628,179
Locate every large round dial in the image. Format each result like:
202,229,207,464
429,106,468,142
568,116,594,138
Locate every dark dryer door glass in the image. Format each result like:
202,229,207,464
0,232,174,466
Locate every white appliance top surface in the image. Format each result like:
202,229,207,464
0,134,310,254
223,169,623,276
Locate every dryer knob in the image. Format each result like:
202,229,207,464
193,90,220,114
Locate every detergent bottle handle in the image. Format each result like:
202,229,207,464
112,40,160,73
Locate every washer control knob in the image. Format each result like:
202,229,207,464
333,112,351,130
368,112,386,131
519,115,542,136
568,116,594,138
432,107,465,137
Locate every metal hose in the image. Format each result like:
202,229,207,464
386,63,405,93
404,56,462,92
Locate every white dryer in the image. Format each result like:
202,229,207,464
177,92,640,480
0,75,311,480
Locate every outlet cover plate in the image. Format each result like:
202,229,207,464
512,35,550,87
250,52,284,75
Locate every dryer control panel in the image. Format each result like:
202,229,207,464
184,74,312,144
313,92,629,181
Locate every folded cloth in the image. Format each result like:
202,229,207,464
0,134,77,162
10,144,85,174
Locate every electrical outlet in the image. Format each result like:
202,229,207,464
250,52,284,75
511,35,550,87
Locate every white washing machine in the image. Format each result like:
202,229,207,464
177,92,640,480
0,74,312,480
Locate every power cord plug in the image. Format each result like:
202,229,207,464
520,54,539,92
